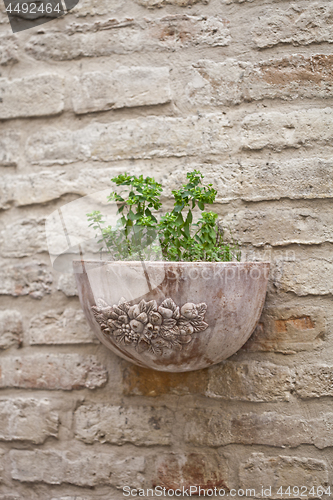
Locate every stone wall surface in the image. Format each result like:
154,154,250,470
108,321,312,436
0,0,332,498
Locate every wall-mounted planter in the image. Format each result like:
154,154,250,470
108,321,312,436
74,260,269,372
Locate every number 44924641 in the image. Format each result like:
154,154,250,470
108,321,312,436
277,486,331,497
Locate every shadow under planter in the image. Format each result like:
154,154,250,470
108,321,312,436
73,261,270,372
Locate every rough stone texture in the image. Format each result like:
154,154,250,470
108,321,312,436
26,114,231,165
0,218,47,257
188,55,333,106
0,354,108,390
153,452,229,491
239,453,329,498
135,0,208,7
72,67,171,114
29,308,98,345
0,35,18,66
296,365,333,399
206,361,295,402
184,409,333,449
223,207,333,247
75,404,174,445
274,258,333,296
26,16,230,61
57,274,78,297
241,108,333,151
10,450,145,487
0,131,20,167
0,262,53,299
0,399,58,443
0,310,23,350
0,75,64,119
252,3,333,49
242,306,326,354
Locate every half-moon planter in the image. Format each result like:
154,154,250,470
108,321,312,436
73,261,270,372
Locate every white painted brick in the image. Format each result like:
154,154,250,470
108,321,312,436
274,258,333,296
242,108,333,151
0,75,64,119
29,308,98,345
75,404,174,445
72,67,171,114
0,354,107,390
0,262,52,299
252,3,333,49
25,15,230,61
0,35,18,65
10,449,145,487
0,310,23,350
206,361,295,402
0,399,58,443
26,114,231,165
0,131,20,167
0,218,47,257
187,55,333,106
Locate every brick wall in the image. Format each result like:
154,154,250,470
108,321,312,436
0,0,332,498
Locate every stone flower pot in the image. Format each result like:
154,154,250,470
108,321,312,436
73,260,270,372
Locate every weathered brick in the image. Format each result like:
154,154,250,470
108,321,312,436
0,262,52,299
57,274,78,297
242,108,333,151
0,449,5,483
188,55,333,106
252,3,333,49
70,0,124,17
274,258,333,296
184,409,333,448
25,15,230,61
72,67,171,114
0,218,47,257
26,114,231,165
206,361,295,402
243,306,326,354
0,35,18,65
75,404,174,445
0,131,20,167
0,75,64,120
223,206,333,247
123,364,209,397
1,158,332,212
0,310,23,350
10,449,144,487
29,308,97,345
0,354,107,390
0,398,58,443
135,0,208,7
239,453,328,498
153,452,229,491
296,365,333,399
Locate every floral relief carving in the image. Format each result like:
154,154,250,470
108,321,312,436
92,297,208,354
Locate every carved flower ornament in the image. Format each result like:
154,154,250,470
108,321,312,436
92,298,208,355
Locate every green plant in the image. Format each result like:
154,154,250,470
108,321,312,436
87,170,240,262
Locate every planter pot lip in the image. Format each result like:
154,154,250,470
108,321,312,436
73,260,270,266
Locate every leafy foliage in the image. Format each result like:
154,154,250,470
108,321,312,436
87,170,241,262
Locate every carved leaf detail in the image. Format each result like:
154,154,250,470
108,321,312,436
92,297,209,355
